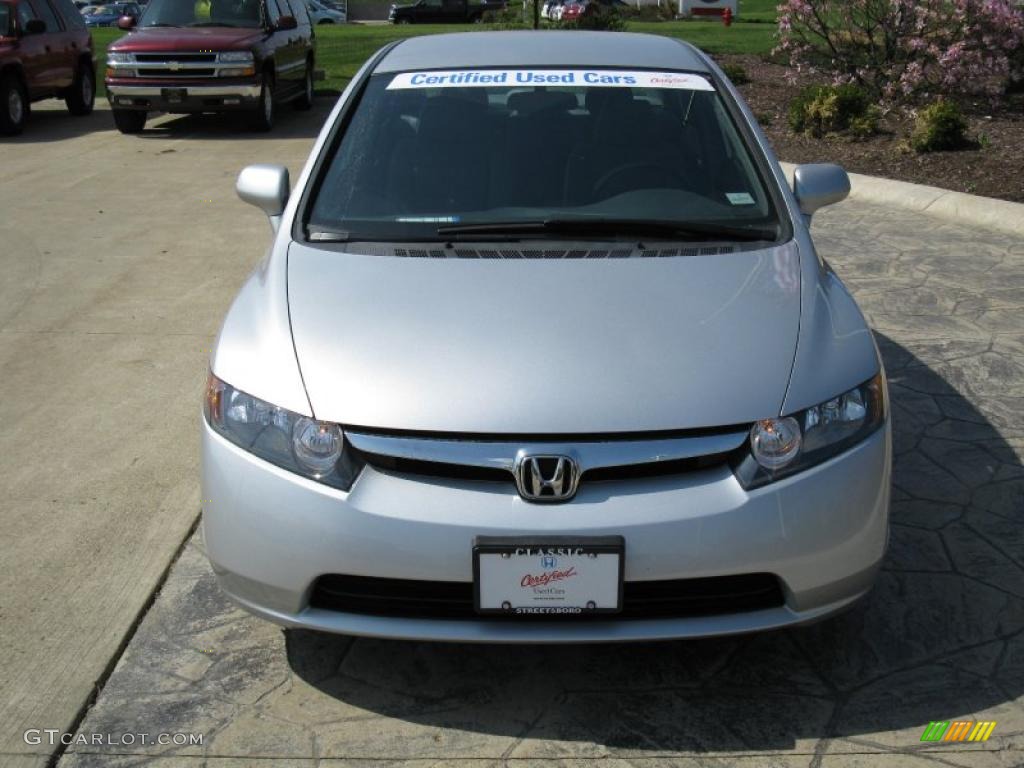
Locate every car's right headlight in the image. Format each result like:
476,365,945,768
733,371,887,490
106,52,135,64
217,51,254,63
203,372,363,491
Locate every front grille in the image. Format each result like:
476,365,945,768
309,573,784,621
131,53,221,79
359,450,732,485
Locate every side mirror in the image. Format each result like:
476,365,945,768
117,14,137,29
237,164,290,232
24,18,46,34
793,163,850,217
275,14,298,30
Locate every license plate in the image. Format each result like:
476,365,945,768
473,536,624,616
162,88,186,103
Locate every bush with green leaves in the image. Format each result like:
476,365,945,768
559,6,625,31
788,84,879,138
721,63,750,85
909,100,971,152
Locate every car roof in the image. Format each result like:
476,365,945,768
374,31,711,75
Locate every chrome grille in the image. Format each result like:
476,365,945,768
345,428,747,486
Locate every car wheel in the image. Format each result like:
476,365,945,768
293,63,314,111
252,75,274,132
0,72,28,135
318,18,332,23
112,108,147,133
397,17,411,23
65,62,96,116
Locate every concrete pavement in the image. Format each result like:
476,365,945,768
0,100,333,766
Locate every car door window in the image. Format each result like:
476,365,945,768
27,0,62,30
264,0,281,23
16,1,33,29
284,0,308,23
51,0,86,29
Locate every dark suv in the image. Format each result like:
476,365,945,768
105,0,315,133
0,0,95,135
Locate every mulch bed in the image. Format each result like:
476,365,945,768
717,54,1024,204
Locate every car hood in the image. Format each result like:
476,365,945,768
109,26,262,53
287,241,802,433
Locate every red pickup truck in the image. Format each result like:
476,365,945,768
0,0,95,135
105,0,316,133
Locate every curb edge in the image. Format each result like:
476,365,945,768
779,162,1024,239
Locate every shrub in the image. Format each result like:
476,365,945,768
559,7,625,31
776,0,1024,102
909,100,971,152
721,63,750,85
788,84,879,137
483,0,532,26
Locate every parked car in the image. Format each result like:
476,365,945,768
388,0,502,24
203,31,891,643
82,1,139,25
104,0,316,133
559,0,581,19
0,0,95,135
542,0,564,19
305,0,343,24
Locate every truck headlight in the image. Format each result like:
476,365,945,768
107,52,135,64
203,372,363,490
734,372,887,489
217,51,254,63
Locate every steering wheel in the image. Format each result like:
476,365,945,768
592,162,687,201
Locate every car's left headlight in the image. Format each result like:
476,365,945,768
733,372,887,489
203,372,363,491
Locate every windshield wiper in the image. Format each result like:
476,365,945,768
436,218,777,242
306,225,525,243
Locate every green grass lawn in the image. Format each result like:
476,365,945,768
91,17,777,99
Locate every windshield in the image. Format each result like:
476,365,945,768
140,0,263,27
0,3,11,35
306,68,783,242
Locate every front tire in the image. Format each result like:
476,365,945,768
293,62,314,111
0,72,28,135
65,62,95,115
251,75,274,132
112,108,147,133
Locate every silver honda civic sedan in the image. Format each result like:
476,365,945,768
201,31,891,642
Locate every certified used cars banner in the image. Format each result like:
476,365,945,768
386,70,716,91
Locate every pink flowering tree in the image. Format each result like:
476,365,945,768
776,0,1024,101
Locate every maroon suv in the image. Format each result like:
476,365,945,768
0,0,95,135
105,0,315,133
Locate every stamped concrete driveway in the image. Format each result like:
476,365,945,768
57,173,1024,762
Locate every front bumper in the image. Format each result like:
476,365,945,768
105,81,261,112
201,419,891,643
